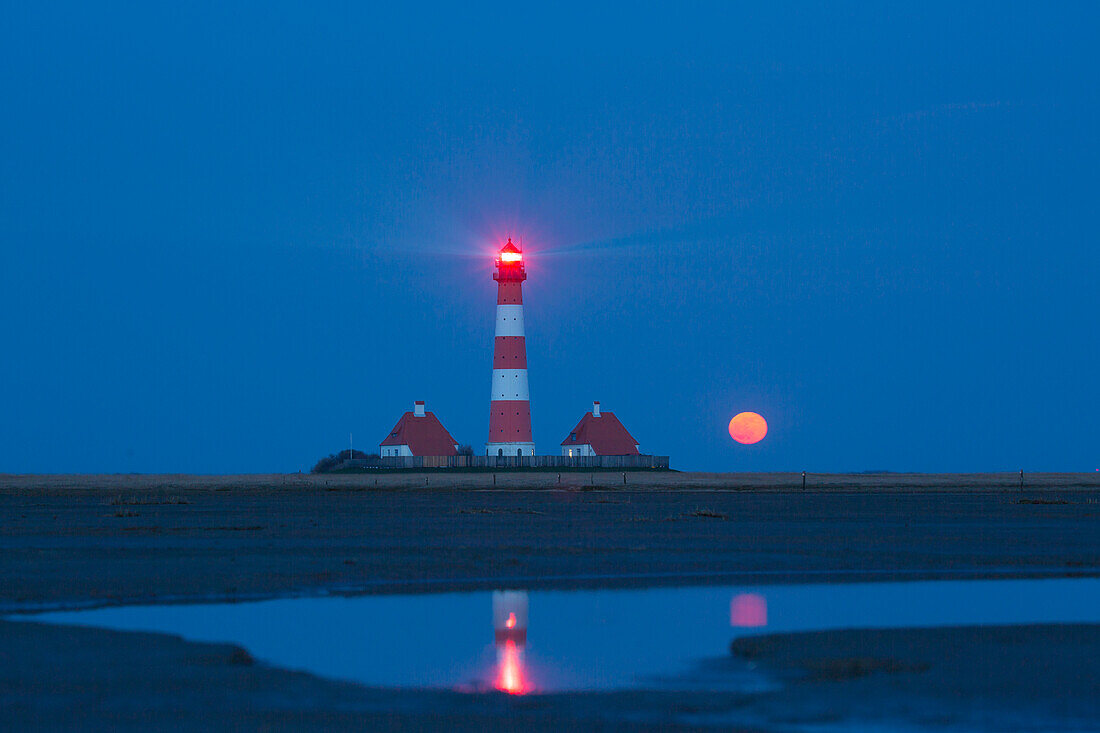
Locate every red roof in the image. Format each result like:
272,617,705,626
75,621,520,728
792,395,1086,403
560,411,640,455
380,411,459,456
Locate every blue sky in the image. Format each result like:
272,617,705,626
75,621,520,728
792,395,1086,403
1,2,1097,473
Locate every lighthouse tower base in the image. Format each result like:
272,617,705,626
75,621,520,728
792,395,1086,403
486,442,536,457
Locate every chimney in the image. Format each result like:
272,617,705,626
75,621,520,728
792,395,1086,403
592,401,601,417
414,400,425,417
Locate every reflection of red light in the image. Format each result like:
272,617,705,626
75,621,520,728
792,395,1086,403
495,640,527,694
506,612,517,629
730,593,767,627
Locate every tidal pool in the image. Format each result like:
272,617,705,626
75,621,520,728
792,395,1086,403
25,578,1100,694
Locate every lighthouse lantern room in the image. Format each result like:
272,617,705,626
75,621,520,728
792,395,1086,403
486,239,536,456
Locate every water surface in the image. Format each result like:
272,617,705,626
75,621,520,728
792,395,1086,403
27,578,1100,693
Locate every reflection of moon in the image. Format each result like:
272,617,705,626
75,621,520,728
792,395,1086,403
730,593,768,627
729,412,768,444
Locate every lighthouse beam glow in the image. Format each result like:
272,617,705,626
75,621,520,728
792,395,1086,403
486,239,536,457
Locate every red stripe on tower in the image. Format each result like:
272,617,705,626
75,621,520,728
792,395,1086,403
486,239,535,457
492,338,527,368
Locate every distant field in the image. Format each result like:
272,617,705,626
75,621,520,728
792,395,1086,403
1,471,1098,492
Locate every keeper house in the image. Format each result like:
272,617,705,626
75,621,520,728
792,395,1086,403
380,401,459,457
560,401,640,457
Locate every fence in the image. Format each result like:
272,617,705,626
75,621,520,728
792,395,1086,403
336,454,670,470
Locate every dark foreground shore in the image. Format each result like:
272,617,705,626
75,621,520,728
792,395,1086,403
2,473,1098,730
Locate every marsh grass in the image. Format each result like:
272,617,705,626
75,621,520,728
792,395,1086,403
688,509,729,519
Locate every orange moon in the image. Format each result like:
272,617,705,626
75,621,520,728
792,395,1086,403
729,412,768,444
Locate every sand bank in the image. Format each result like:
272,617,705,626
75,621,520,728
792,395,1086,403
729,624,1100,730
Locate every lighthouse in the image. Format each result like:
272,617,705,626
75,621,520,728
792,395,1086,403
486,239,536,457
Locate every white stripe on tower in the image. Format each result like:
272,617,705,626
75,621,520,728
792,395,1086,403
491,369,530,400
494,305,525,337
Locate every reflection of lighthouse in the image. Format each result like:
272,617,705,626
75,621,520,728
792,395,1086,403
486,240,536,457
492,590,529,694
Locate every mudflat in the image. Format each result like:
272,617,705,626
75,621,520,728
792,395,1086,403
1,472,1097,609
1,473,1098,730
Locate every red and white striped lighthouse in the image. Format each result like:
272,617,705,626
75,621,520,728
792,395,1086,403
486,239,535,456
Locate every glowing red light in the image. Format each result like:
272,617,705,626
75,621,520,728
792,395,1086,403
730,593,768,627
497,238,523,264
495,640,527,694
505,612,517,629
